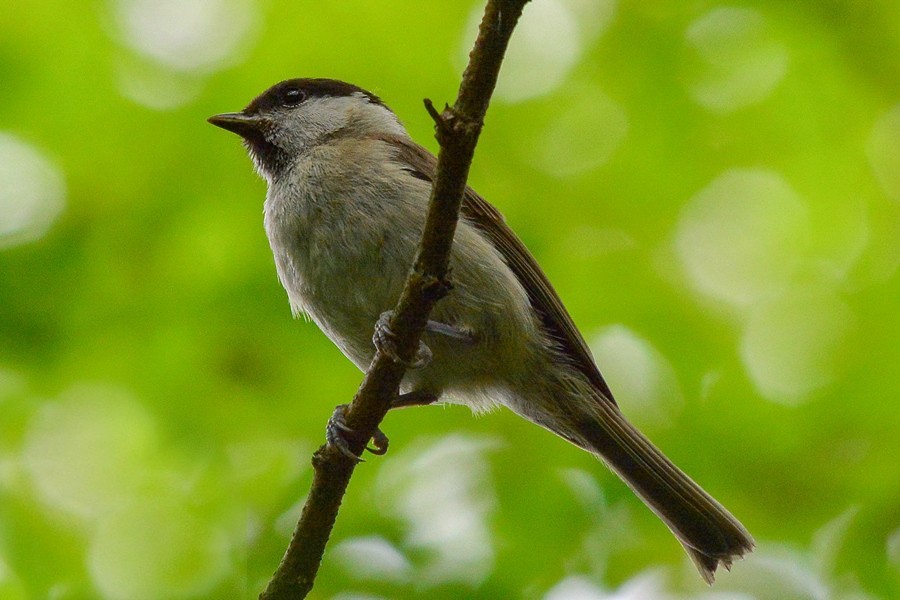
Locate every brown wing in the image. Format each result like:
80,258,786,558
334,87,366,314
385,135,616,405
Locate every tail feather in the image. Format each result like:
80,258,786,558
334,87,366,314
571,396,754,583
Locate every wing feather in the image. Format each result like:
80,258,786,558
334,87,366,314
384,135,616,404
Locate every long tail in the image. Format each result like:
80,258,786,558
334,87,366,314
565,393,754,583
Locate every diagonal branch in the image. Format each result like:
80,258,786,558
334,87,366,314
258,1,531,598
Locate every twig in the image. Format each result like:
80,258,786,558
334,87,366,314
259,1,531,597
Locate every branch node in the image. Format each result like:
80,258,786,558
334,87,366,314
423,97,443,126
454,111,484,138
424,99,452,142
421,274,452,301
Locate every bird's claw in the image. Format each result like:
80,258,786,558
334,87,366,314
373,311,433,369
368,428,389,455
325,404,390,462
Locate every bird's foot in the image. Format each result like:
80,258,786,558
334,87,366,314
325,404,389,462
373,311,433,369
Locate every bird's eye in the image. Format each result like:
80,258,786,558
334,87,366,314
281,87,306,106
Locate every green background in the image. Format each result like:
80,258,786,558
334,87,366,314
1,1,898,599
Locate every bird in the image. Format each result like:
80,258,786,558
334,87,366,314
208,78,754,583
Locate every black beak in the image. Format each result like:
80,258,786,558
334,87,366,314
207,112,264,139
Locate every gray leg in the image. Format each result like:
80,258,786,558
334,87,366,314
424,320,477,345
373,310,476,369
392,390,440,409
373,311,433,369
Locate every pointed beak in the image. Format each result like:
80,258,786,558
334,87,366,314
207,112,264,138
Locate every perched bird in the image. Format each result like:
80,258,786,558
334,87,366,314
209,78,754,583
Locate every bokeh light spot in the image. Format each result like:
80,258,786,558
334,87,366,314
887,527,900,567
0,133,65,250
544,575,605,600
675,168,811,307
867,103,900,203
88,498,230,600
545,571,682,600
563,0,617,41
589,325,683,429
375,435,498,587
0,556,27,600
684,7,788,113
559,468,605,514
112,0,259,74
811,507,858,575
22,386,158,520
528,85,628,176
226,437,306,509
740,288,856,404
332,536,412,583
460,0,609,103
709,546,829,600
115,58,205,111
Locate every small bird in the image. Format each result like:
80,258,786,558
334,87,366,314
209,78,753,583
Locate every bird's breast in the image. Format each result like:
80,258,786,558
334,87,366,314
262,160,423,367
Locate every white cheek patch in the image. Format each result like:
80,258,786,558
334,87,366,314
247,93,407,180
289,95,406,144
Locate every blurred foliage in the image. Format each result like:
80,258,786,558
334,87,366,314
1,1,899,599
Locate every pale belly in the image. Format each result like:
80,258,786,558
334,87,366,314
262,160,540,408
